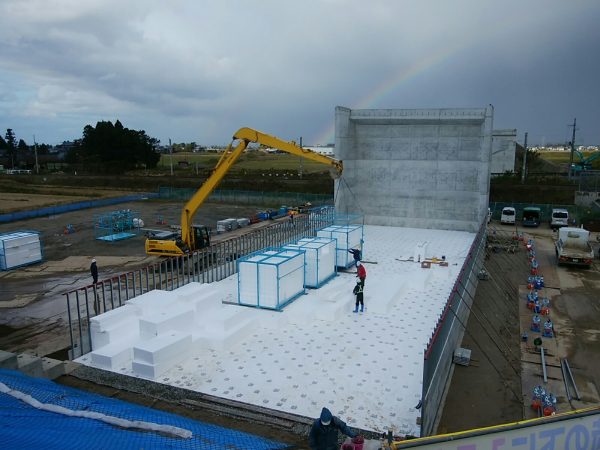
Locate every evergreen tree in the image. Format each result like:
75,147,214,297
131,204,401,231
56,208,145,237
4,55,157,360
5,129,17,168
68,120,160,173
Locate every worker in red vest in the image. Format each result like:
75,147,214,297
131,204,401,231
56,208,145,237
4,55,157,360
356,261,366,287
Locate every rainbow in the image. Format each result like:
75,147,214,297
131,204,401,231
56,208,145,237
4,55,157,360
312,46,461,145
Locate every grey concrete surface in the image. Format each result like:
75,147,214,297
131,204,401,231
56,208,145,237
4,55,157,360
491,129,517,175
334,106,493,232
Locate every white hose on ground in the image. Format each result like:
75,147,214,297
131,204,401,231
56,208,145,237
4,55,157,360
0,381,192,439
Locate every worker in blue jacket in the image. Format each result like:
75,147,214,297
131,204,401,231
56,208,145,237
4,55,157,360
348,247,362,263
309,407,357,450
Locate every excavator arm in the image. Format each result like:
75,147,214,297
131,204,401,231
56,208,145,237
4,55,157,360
145,127,343,256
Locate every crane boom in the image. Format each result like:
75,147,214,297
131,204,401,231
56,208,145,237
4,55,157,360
145,127,342,256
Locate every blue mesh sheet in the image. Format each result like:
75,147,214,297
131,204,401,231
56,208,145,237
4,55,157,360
0,369,290,450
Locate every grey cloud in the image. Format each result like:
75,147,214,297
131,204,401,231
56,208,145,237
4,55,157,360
0,0,599,145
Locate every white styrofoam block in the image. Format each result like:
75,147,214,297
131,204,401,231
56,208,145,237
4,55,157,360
318,225,362,268
175,282,219,303
0,231,42,269
258,264,278,308
192,317,254,351
90,321,140,350
132,360,165,379
91,342,133,370
90,304,140,333
133,331,191,365
238,261,259,306
138,304,195,339
174,282,223,320
126,290,179,312
280,263,304,302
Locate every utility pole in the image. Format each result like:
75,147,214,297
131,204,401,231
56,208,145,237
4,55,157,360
568,118,577,179
169,138,173,176
298,136,303,179
33,134,39,174
521,132,528,183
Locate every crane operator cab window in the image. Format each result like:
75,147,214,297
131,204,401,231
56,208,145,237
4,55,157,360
193,225,211,249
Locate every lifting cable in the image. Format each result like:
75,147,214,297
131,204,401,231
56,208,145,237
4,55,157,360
334,175,365,216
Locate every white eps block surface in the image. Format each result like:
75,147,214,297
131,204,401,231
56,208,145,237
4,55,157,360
90,304,140,333
90,304,141,350
138,304,195,339
132,331,192,379
76,224,476,437
91,342,133,370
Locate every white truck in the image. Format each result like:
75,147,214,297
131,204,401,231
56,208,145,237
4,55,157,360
555,227,594,267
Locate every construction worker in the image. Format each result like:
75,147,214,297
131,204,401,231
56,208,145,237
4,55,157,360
90,258,98,284
353,279,364,313
309,407,357,450
348,247,362,263
356,261,366,287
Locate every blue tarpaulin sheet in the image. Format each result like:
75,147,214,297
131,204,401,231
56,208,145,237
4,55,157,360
0,369,289,450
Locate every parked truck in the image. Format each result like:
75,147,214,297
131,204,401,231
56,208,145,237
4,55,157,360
555,227,594,267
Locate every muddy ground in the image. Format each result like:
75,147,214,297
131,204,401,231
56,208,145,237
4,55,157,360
0,197,269,352
1,196,600,444
439,223,600,433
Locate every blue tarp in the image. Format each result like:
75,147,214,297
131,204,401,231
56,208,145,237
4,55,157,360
0,369,289,450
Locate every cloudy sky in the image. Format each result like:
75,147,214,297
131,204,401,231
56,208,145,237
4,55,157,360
1,0,599,147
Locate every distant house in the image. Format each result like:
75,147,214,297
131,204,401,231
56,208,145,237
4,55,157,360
304,146,335,156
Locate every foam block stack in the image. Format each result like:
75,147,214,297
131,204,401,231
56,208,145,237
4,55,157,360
284,237,336,288
237,248,305,310
317,225,363,268
0,231,43,271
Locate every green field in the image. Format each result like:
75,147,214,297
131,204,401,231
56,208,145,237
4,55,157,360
538,150,600,169
157,151,331,173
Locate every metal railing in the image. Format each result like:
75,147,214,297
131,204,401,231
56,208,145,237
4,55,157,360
64,206,335,358
420,217,488,436
158,187,333,207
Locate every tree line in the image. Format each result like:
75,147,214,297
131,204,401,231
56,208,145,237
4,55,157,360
1,120,160,173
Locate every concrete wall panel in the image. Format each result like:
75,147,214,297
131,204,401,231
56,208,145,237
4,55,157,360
335,107,494,232
491,129,517,174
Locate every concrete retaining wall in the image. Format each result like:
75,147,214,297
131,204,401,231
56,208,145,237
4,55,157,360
334,107,494,232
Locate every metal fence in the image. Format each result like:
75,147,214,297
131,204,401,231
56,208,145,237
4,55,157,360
158,187,333,207
488,202,600,223
577,171,600,192
64,206,335,359
420,218,488,436
0,193,158,223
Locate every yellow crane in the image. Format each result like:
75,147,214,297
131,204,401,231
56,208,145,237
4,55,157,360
145,127,343,256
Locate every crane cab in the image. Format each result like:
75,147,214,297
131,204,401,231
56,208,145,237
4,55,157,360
192,225,211,250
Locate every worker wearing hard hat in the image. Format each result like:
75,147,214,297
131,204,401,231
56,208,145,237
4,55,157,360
309,407,357,450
